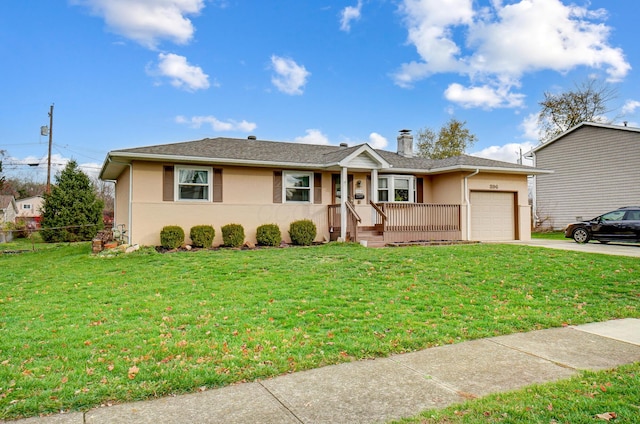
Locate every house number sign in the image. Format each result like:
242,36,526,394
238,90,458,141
489,184,499,189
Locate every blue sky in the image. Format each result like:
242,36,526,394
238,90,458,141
1,0,639,181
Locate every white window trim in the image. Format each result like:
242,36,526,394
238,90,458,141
283,171,314,203
175,165,213,202
378,175,415,203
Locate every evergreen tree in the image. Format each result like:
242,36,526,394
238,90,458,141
40,160,104,242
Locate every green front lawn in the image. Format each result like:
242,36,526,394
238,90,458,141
531,230,566,240
0,242,638,419
395,362,640,423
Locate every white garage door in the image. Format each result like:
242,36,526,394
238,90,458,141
470,191,515,241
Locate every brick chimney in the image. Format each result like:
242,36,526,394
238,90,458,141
397,129,413,158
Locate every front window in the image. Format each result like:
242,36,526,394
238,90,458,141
394,178,410,202
176,166,212,201
600,210,625,221
284,171,312,203
378,175,414,202
22,204,31,210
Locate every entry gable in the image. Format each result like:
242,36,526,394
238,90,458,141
324,144,390,170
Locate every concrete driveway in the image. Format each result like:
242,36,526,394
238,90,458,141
513,238,640,257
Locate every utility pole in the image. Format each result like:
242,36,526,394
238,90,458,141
46,104,54,194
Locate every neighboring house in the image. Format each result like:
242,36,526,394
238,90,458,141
528,122,640,230
99,131,548,247
0,195,18,243
15,195,44,228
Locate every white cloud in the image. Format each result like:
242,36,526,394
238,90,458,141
72,0,204,49
471,142,536,164
367,132,388,149
294,129,330,145
622,100,640,115
150,53,210,91
520,113,541,141
340,1,363,32
270,55,311,95
175,115,256,132
395,0,630,109
444,83,524,109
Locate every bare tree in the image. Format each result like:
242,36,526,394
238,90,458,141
0,150,5,191
416,118,477,159
538,79,617,143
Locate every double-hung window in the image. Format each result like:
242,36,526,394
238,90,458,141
176,165,212,201
378,175,415,202
284,171,313,203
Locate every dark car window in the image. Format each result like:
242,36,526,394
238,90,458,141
625,210,640,221
601,211,626,221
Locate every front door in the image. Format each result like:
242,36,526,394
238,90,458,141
332,174,353,203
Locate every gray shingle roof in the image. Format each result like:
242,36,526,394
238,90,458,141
103,136,540,179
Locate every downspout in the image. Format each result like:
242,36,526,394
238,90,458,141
464,169,480,240
104,179,117,232
528,152,539,227
107,157,133,244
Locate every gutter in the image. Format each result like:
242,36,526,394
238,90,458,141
107,157,133,245
464,169,480,240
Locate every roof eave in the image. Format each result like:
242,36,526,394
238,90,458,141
386,164,551,175
100,151,331,180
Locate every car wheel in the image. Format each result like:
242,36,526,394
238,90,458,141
572,227,590,243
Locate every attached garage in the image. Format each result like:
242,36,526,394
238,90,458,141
470,191,516,241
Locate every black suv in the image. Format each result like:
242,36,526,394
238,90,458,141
565,207,640,243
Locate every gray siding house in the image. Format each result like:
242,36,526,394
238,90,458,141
528,122,640,230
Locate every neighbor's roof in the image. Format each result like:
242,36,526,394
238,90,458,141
0,195,17,212
529,122,640,155
100,136,546,180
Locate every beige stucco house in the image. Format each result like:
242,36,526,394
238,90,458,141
15,195,44,228
99,131,547,247
528,122,640,230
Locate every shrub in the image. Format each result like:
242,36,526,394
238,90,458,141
2,222,28,239
160,225,185,249
222,223,245,247
256,224,281,247
40,160,104,242
190,225,215,248
289,219,317,246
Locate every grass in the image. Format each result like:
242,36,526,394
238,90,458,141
0,241,638,419
394,363,640,423
531,230,566,240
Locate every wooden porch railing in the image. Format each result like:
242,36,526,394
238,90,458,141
369,200,387,229
376,203,461,242
327,201,361,242
328,202,461,243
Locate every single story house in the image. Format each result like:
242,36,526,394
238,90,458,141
527,122,640,230
99,130,548,247
0,195,18,243
15,195,44,228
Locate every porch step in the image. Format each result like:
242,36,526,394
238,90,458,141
357,227,386,248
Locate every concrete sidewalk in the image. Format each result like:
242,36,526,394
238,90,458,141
11,319,640,424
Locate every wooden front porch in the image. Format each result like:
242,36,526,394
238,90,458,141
328,202,462,246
